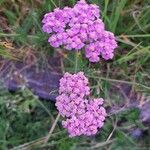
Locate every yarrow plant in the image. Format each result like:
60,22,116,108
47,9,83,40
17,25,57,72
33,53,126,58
42,0,112,138
55,72,107,137
42,0,118,62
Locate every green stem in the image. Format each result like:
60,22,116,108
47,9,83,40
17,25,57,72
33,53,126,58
50,0,57,7
74,51,79,73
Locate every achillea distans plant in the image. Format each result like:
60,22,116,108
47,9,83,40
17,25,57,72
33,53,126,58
42,0,118,62
55,72,107,137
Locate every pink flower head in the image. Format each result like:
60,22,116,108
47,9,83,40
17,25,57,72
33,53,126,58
55,72,107,137
42,0,118,62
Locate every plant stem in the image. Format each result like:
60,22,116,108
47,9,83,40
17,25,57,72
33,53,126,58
75,51,79,73
44,113,61,144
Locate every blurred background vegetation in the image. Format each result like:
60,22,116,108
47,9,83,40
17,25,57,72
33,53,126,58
0,0,150,149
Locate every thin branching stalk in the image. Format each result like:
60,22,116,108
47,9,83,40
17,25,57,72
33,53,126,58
44,113,61,144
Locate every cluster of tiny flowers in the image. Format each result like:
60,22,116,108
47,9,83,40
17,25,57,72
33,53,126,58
55,72,107,137
55,72,90,117
42,0,118,62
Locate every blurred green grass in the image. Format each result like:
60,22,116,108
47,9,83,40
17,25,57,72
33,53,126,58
0,0,150,149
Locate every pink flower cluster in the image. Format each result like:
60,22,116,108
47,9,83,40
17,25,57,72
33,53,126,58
42,0,118,62
55,72,107,137
56,72,90,117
